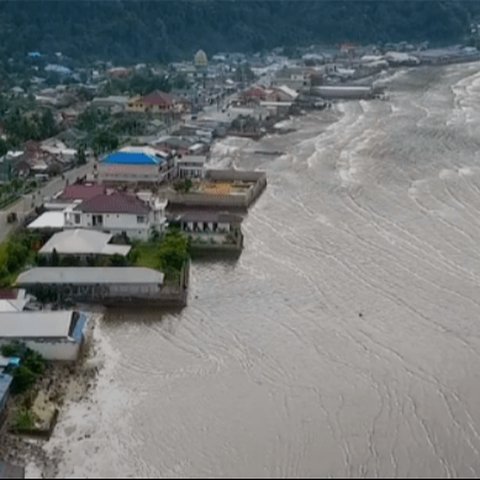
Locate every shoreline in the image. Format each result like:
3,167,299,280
0,313,102,477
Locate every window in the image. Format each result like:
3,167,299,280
74,214,81,224
92,215,103,226
137,215,145,224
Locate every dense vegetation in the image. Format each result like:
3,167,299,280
0,230,42,287
0,1,478,64
132,230,190,282
1,342,46,395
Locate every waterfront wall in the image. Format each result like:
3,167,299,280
167,169,267,210
21,263,190,309
0,339,81,362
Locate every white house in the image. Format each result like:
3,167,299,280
0,289,32,312
176,155,206,179
39,229,131,259
0,310,88,361
63,191,167,241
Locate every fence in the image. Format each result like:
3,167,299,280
167,169,267,210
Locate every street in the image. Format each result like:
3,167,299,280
0,161,93,243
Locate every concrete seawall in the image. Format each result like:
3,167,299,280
167,169,267,210
20,263,190,309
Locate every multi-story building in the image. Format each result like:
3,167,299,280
63,191,167,241
97,147,175,186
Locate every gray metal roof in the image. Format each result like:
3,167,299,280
0,311,74,338
16,267,165,285
39,229,131,256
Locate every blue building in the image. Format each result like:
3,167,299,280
0,372,13,416
99,147,174,185
103,150,164,166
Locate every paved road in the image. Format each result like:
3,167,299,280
0,161,93,243
0,89,241,244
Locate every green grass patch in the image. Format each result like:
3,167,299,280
131,242,161,269
13,408,38,430
130,230,190,284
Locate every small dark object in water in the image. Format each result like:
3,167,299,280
358,312,363,318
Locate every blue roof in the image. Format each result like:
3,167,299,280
102,152,164,166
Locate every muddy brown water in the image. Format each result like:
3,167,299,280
45,64,480,478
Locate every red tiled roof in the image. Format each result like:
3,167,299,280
242,87,266,99
59,184,106,201
75,192,150,215
141,90,175,107
0,289,19,300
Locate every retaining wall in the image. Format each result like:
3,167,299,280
167,169,267,210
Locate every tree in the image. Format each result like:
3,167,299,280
76,145,87,165
173,178,193,193
157,230,189,273
109,254,128,266
10,365,36,394
50,248,59,266
0,138,8,157
39,109,57,138
93,129,119,154
23,349,45,375
6,241,29,272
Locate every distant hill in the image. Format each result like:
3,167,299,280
0,0,477,64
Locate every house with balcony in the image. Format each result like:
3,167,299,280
167,209,244,254
63,191,167,241
127,90,182,114
175,155,206,179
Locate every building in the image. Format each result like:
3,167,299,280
259,101,293,118
167,168,267,210
38,229,131,261
271,67,312,91
16,267,167,305
0,373,13,418
176,155,206,179
44,184,106,211
27,211,66,232
127,90,176,114
97,147,174,186
0,151,24,184
107,67,131,78
91,96,130,113
63,191,167,241
168,210,244,254
194,49,208,68
168,210,242,237
0,460,25,479
272,85,298,102
240,86,268,104
0,310,88,361
0,289,32,312
154,136,196,156
312,85,378,100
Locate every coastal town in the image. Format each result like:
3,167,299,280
0,38,480,476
